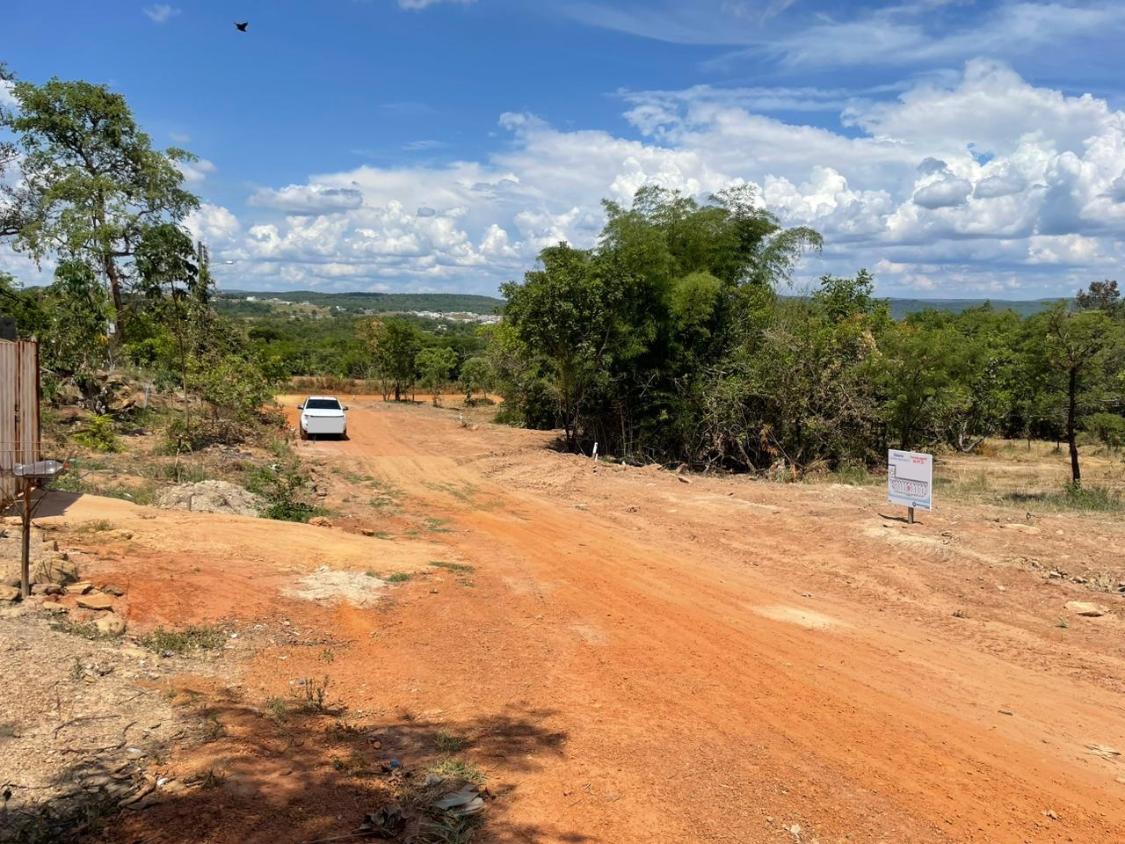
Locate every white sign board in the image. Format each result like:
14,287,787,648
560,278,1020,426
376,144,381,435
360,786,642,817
887,450,933,510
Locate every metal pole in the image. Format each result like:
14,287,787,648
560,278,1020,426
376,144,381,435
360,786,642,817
20,478,32,598
908,505,915,525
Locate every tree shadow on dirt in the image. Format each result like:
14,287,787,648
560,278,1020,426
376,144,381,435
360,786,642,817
16,691,593,844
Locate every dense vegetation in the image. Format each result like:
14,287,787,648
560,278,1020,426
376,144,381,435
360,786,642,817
492,189,1125,484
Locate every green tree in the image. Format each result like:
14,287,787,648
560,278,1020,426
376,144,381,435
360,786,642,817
2,77,199,340
502,243,620,449
417,346,458,405
459,356,493,405
1041,303,1123,485
365,317,421,401
1075,279,1121,317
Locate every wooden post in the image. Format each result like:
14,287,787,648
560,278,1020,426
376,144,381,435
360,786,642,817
20,477,32,598
908,505,915,525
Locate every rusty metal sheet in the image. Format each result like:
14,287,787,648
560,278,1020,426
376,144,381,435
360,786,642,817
0,339,40,511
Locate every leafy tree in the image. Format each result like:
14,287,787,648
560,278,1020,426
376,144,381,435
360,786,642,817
1076,279,1121,316
37,260,115,407
502,243,620,449
1,77,199,340
364,317,421,401
1084,412,1125,450
0,63,27,239
1041,303,1123,484
459,356,493,405
417,346,458,405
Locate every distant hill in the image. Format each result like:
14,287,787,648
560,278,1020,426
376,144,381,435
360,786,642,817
215,289,1061,321
882,297,1062,320
216,290,505,316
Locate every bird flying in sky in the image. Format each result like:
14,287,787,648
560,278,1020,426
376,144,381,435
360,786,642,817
234,21,248,32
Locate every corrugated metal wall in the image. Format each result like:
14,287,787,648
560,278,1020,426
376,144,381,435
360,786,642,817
0,340,40,510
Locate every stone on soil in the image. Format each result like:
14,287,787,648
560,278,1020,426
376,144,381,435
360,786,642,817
156,480,264,517
95,614,127,636
1066,601,1107,617
76,592,114,611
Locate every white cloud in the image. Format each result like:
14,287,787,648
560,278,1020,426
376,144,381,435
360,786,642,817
565,1,1125,71
913,176,972,209
185,203,241,247
177,158,216,184
143,4,181,24
249,185,364,215
397,0,475,9
186,60,1125,296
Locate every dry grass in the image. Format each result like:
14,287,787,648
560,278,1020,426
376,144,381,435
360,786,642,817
936,438,1125,511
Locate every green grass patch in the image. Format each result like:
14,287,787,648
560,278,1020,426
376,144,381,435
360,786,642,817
385,572,413,583
139,625,227,654
423,517,452,533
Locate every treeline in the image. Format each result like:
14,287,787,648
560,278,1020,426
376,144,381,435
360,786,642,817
491,187,1125,484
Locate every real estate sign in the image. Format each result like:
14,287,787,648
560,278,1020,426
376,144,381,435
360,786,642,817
887,449,933,510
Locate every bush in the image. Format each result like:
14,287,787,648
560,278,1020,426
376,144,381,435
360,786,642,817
245,451,324,522
72,414,122,453
1084,412,1125,450
1063,483,1123,511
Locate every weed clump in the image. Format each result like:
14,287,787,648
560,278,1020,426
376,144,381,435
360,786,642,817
139,625,227,654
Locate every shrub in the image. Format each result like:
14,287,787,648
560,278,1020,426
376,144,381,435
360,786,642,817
246,452,324,522
72,415,122,453
1084,412,1125,450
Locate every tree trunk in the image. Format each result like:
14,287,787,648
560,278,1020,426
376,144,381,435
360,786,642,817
1066,366,1081,485
104,254,126,342
394,383,401,402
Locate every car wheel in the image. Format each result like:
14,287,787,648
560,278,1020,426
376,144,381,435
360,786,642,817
299,426,308,440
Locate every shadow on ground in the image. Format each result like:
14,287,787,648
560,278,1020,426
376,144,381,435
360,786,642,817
12,690,591,844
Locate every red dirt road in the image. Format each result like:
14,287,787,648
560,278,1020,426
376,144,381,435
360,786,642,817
59,398,1125,842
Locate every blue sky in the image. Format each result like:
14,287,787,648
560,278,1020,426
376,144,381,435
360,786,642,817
3,0,1125,298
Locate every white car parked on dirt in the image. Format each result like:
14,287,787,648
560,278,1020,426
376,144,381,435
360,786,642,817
298,396,348,440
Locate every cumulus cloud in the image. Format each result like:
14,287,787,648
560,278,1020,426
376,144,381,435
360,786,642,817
913,177,972,209
143,4,180,24
192,60,1125,295
974,165,1027,199
249,185,364,215
185,203,241,247
177,158,216,185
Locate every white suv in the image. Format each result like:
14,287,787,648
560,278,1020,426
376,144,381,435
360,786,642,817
298,396,348,440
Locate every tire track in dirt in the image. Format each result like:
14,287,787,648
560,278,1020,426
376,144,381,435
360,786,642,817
282,399,1125,843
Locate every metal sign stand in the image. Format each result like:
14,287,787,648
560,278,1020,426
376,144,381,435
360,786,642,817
20,478,33,598
14,461,65,598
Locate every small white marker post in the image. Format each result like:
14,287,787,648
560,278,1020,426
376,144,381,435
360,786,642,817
887,449,933,524
592,441,599,462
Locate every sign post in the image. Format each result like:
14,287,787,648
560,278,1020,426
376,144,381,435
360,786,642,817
887,450,933,523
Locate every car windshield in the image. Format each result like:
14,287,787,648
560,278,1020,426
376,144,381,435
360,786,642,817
304,399,341,410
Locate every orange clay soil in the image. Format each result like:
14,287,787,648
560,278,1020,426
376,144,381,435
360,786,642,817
42,397,1125,843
